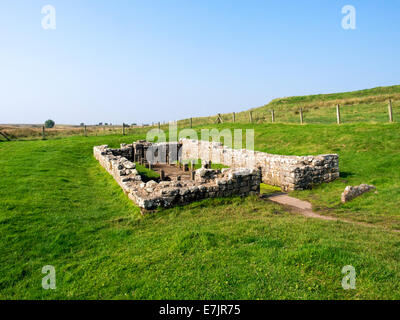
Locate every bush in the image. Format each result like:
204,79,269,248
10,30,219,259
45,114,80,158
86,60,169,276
44,120,55,128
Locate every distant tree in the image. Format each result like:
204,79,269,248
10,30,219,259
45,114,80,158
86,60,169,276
80,123,85,127
98,122,103,126
44,119,55,128
105,123,108,126
131,123,137,126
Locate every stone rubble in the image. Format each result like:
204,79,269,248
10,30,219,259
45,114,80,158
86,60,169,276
180,139,339,191
94,143,260,211
94,139,339,211
341,184,376,203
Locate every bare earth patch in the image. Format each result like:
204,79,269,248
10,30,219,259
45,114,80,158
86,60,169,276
263,193,400,233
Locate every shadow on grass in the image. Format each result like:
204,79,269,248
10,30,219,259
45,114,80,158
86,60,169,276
340,171,354,178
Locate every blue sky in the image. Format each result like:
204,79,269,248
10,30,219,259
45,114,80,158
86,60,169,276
0,0,399,125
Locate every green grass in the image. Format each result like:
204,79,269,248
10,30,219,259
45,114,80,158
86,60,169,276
181,159,229,170
0,122,399,299
178,85,400,126
134,163,160,182
260,183,282,195
187,122,400,229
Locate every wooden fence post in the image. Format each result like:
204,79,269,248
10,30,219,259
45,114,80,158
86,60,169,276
217,113,223,124
84,125,87,136
336,104,341,125
389,99,394,123
42,126,45,140
299,108,303,124
122,123,125,135
249,111,253,123
271,109,275,123
158,122,161,130
232,112,235,123
190,118,192,128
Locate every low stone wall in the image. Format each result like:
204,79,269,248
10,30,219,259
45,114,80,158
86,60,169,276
341,184,376,203
94,137,339,210
180,139,339,191
94,144,261,211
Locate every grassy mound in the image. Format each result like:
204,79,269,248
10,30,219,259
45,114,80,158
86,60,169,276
178,85,400,126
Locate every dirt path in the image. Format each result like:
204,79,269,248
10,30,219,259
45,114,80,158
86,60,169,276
263,193,400,233
266,193,338,221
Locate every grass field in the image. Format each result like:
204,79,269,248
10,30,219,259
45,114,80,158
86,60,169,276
0,124,143,141
193,122,400,230
1,120,400,299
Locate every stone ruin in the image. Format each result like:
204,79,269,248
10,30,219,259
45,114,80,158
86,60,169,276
93,139,339,211
94,141,261,211
181,139,339,191
341,184,376,203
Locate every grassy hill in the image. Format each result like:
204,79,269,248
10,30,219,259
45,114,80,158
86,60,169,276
1,121,400,299
2,85,399,141
178,85,400,127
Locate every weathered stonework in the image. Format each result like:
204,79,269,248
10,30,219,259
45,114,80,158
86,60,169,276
94,143,261,211
180,139,339,191
94,138,339,210
341,184,376,203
